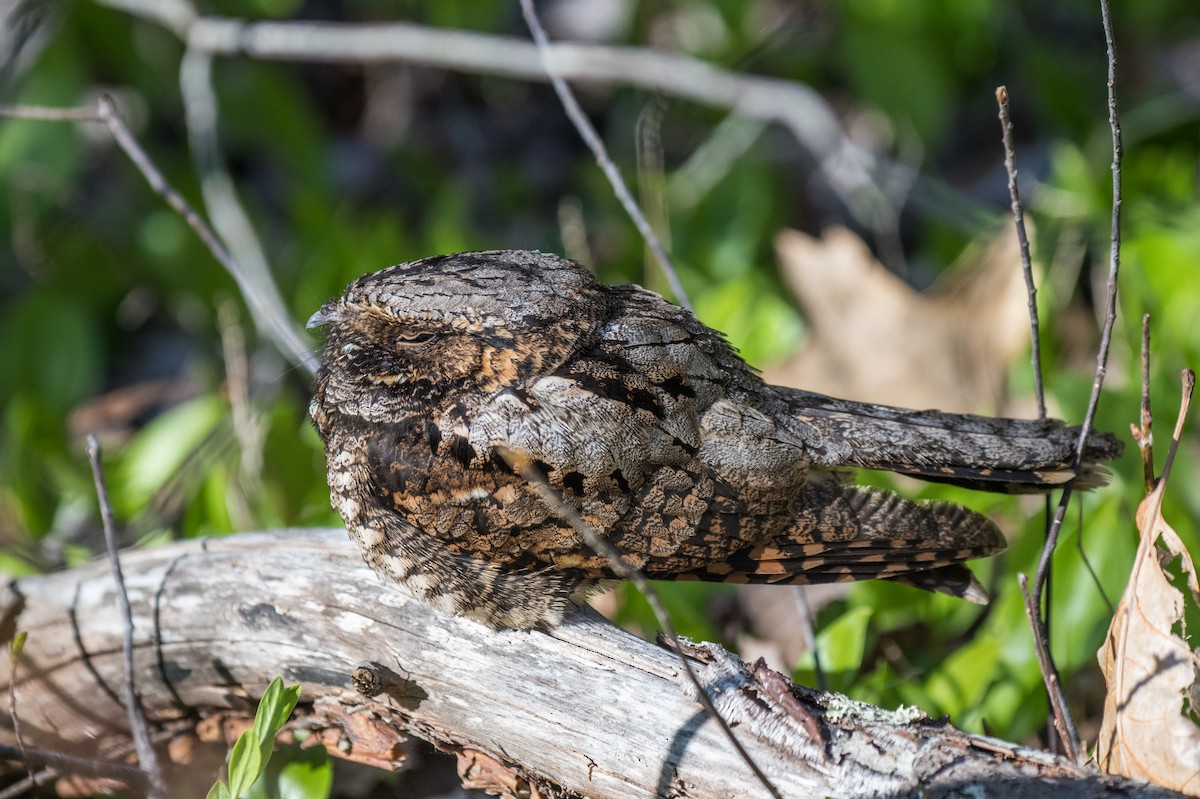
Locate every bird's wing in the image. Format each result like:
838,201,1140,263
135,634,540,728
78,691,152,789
466,362,701,486
669,481,1005,603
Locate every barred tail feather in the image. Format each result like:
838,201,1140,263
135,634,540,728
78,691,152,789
781,388,1123,492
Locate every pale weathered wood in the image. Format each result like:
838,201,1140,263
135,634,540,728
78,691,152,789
0,529,1181,798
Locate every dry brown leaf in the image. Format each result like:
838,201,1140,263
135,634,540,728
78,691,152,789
766,225,1032,413
1096,435,1200,793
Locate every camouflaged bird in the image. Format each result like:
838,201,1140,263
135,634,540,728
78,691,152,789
308,250,1123,630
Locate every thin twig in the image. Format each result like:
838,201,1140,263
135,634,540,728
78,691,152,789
995,85,1046,420
97,94,317,375
0,104,100,121
1106,315,1154,626
557,196,594,271
1073,0,1124,462
791,587,827,693
518,0,691,310
1121,368,1198,707
7,633,31,788
1026,488,1081,757
1030,0,1124,619
1107,372,1194,738
995,86,1059,699
1075,502,1114,616
1018,574,1078,759
0,743,150,790
498,448,783,799
217,299,265,483
85,435,167,799
1137,314,1154,493
1021,0,1124,759
0,100,317,375
0,768,55,799
996,84,1115,746
1042,506,1055,753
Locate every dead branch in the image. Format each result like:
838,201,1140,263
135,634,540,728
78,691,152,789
93,0,891,230
0,530,1180,798
84,436,166,797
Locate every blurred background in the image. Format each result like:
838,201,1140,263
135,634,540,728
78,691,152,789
2,0,1199,795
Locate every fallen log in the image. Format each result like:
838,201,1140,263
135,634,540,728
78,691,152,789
0,529,1179,797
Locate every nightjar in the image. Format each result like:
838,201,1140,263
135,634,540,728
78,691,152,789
308,250,1122,630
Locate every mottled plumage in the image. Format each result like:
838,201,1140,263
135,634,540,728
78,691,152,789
308,250,1123,629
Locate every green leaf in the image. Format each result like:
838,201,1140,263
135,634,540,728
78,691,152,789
924,637,1002,719
210,678,302,799
9,631,27,660
206,782,231,799
795,605,873,692
226,730,266,799
244,742,333,799
253,678,303,745
113,394,225,514
274,751,333,799
814,605,873,673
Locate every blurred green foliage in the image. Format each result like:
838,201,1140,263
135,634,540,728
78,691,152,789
2,0,1199,776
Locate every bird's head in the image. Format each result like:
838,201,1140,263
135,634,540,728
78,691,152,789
307,250,607,423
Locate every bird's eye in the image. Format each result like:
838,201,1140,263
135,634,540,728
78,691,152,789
395,331,438,346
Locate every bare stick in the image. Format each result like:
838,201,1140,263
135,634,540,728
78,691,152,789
0,100,317,375
98,95,317,375
791,587,827,693
217,300,265,486
0,743,150,791
1072,0,1124,461
995,86,1075,745
995,85,1046,420
1028,0,1125,652
1019,0,1124,758
1018,574,1078,759
6,633,30,788
1025,488,1082,758
85,435,167,799
557,196,594,271
636,98,676,298
517,0,691,311
1075,502,1114,616
0,768,55,799
0,104,101,121
995,83,1060,681
498,448,783,799
1107,372,1195,735
1137,314,1154,493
